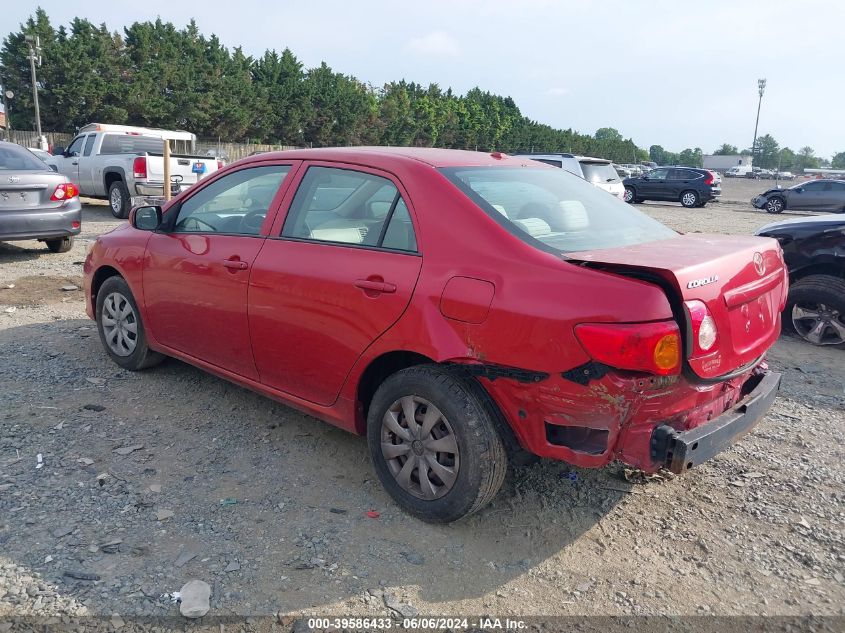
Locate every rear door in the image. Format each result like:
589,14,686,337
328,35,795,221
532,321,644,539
249,163,423,406
822,181,845,211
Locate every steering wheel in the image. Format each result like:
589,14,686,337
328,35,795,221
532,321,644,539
241,210,267,234
180,217,218,232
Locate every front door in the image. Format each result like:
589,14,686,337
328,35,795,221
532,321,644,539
55,135,85,184
640,168,669,199
143,164,294,379
249,163,423,405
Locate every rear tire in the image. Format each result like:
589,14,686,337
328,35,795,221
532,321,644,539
367,365,507,523
95,276,165,370
784,275,845,348
765,196,785,214
680,190,699,208
45,236,74,253
108,180,131,219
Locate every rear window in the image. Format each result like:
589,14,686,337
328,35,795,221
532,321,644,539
100,134,168,155
579,162,620,184
0,143,49,171
441,167,677,253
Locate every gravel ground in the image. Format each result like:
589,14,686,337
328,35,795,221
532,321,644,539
0,188,843,624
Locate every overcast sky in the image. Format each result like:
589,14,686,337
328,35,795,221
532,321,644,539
6,0,844,158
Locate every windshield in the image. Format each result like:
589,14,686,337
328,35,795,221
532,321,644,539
580,162,620,184
0,143,51,171
440,166,677,253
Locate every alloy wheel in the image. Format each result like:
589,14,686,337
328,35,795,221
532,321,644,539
766,198,784,213
623,188,634,203
380,395,460,500
791,302,845,346
101,291,138,356
682,192,697,207
110,188,122,214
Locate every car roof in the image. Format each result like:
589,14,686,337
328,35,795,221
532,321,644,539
236,147,548,169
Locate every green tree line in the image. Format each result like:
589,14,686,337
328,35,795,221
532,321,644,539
1,9,650,161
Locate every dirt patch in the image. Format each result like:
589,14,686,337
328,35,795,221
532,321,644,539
1,275,85,308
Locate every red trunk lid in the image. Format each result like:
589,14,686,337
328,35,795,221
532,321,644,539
569,234,788,380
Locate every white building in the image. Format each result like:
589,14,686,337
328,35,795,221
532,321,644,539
702,154,753,171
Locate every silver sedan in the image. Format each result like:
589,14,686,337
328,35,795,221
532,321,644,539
0,141,82,253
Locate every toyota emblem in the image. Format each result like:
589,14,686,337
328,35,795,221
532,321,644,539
753,252,765,276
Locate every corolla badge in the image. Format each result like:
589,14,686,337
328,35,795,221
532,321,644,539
753,252,765,276
8,176,20,184
687,275,719,289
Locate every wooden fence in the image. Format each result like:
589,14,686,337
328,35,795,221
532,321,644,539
4,129,297,161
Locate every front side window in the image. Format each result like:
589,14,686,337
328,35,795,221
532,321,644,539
646,168,669,180
441,166,677,254
580,162,620,184
65,136,85,156
282,166,417,251
173,165,290,235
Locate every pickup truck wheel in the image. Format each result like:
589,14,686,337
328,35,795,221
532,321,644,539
680,190,699,208
785,275,845,348
95,276,165,370
367,365,507,523
44,236,74,253
765,196,785,214
108,181,131,219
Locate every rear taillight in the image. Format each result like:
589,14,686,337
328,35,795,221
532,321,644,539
684,300,718,356
574,320,682,376
216,159,224,170
133,156,147,179
703,172,714,186
50,183,79,201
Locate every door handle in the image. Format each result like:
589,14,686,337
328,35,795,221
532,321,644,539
222,259,248,270
354,279,396,294
71,161,78,165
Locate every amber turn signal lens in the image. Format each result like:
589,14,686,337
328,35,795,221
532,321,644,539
653,333,681,371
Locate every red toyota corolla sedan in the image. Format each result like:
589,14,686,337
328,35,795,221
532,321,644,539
84,148,787,522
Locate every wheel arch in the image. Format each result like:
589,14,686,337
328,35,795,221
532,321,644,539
789,261,845,285
90,265,124,315
103,168,126,192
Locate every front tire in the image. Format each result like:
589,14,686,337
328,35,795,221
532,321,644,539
765,196,785,214
367,365,507,523
623,186,639,204
784,275,845,348
44,236,74,253
108,180,131,219
95,276,165,370
680,190,699,208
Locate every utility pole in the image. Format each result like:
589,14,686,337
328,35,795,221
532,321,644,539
1,87,11,141
24,34,43,146
751,78,766,166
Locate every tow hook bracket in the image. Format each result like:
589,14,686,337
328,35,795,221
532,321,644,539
561,361,610,386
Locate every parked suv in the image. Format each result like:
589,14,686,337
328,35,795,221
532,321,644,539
84,148,784,522
623,167,721,207
513,153,625,199
757,214,845,347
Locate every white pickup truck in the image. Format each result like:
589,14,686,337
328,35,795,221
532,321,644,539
47,124,221,218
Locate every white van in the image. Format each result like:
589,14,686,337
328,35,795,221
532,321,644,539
513,152,625,200
725,165,752,178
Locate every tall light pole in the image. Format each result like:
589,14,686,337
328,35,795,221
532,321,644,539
751,78,766,165
24,34,42,145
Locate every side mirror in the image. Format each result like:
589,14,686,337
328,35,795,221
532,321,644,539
131,205,163,230
794,187,803,193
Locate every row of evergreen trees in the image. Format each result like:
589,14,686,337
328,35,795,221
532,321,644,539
1,10,649,162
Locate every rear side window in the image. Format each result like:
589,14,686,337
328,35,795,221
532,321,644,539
580,162,620,183
83,135,96,157
100,134,167,155
282,166,417,252
441,166,677,254
0,143,50,171
535,159,563,168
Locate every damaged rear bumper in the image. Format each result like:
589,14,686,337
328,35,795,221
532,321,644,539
650,371,781,473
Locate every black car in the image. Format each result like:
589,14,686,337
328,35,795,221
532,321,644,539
756,214,845,347
752,179,845,214
623,167,721,208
